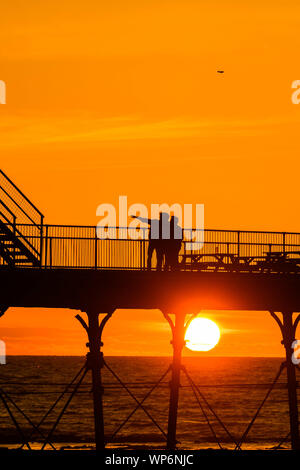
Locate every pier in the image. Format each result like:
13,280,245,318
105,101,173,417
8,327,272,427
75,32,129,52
1,168,300,450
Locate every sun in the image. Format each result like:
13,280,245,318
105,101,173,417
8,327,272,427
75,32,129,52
185,317,221,352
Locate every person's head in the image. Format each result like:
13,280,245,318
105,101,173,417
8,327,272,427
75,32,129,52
159,212,170,222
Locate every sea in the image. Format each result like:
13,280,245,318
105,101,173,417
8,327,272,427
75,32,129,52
0,356,294,450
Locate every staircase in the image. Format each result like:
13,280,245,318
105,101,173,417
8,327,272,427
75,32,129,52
0,170,44,267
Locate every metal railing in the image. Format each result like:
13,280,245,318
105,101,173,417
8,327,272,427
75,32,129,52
2,224,300,272
0,170,44,263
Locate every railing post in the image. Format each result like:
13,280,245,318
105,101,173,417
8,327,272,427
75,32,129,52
237,230,240,257
49,237,52,269
283,232,286,253
12,216,16,266
143,231,147,270
95,227,98,270
140,239,143,270
39,215,44,267
44,225,48,268
144,228,148,270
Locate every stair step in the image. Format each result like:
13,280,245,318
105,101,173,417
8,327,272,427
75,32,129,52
4,246,22,251
16,261,35,264
0,219,41,267
2,249,22,254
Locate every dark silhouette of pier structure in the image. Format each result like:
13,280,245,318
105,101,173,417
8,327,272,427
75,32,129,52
1,168,300,450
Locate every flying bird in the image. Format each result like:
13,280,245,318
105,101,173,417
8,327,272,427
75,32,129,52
217,70,224,73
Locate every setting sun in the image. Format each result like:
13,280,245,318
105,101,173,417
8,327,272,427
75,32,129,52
185,318,221,352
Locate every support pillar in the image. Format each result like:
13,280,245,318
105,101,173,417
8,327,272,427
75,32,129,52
270,311,300,450
163,312,188,450
76,309,113,450
282,312,300,450
88,313,105,451
167,313,186,449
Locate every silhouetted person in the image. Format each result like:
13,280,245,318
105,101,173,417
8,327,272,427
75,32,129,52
164,216,182,271
131,213,169,270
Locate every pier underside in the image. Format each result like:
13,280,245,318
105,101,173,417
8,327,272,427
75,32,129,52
0,268,300,314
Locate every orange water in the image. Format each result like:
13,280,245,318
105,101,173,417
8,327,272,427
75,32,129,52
0,356,292,450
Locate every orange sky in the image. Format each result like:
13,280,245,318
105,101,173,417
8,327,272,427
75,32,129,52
1,0,300,356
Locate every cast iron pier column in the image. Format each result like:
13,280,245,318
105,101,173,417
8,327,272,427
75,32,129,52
76,309,113,450
270,311,300,450
167,312,186,449
162,312,197,449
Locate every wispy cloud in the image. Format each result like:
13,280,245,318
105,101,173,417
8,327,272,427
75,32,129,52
0,113,296,148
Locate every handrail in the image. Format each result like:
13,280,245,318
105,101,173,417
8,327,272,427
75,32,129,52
5,223,300,239
0,170,44,265
14,223,297,236
0,184,39,226
0,199,16,220
0,169,44,218
0,210,13,225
